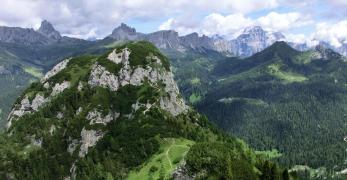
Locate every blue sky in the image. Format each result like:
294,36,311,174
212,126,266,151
0,0,346,47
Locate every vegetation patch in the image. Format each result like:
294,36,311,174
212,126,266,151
267,63,307,83
189,93,202,104
218,97,267,106
50,55,96,85
294,52,313,64
97,55,123,74
127,138,194,180
190,77,201,85
255,149,282,160
24,67,43,79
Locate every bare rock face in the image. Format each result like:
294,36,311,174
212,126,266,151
37,20,61,40
88,48,188,116
7,94,47,128
51,81,70,96
42,58,70,83
10,97,31,118
31,94,46,111
79,128,104,157
86,109,119,125
77,82,83,91
107,47,130,64
88,64,119,91
172,162,194,180
67,139,79,155
7,58,71,128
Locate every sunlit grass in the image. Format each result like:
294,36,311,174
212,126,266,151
127,138,194,180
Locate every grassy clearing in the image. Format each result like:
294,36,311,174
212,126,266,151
127,138,194,180
103,41,125,48
219,97,267,106
267,64,307,83
294,52,313,64
24,67,43,79
189,93,201,104
255,149,282,160
217,66,263,85
190,77,201,85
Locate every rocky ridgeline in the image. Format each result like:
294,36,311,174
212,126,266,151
7,41,189,162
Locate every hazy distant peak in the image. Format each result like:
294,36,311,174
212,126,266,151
37,20,61,40
242,26,265,34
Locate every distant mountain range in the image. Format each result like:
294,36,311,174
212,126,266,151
1,21,346,58
105,23,347,57
0,20,85,46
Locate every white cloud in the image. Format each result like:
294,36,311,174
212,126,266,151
159,11,312,39
312,21,347,47
330,0,347,6
158,18,175,30
0,0,280,39
256,12,312,32
200,13,253,38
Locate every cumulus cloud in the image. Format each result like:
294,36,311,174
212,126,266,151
256,12,313,32
0,0,280,39
312,21,347,47
159,11,312,39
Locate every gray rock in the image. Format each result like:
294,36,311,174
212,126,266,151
89,49,188,116
88,64,119,91
231,26,285,57
67,139,79,155
31,94,45,111
108,23,143,41
57,112,64,119
79,128,104,157
86,109,118,125
42,58,70,83
76,107,83,115
37,20,61,40
172,162,194,180
0,26,52,45
51,81,70,96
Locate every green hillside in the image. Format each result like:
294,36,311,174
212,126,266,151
197,42,347,177
0,41,290,179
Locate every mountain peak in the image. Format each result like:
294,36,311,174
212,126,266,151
267,41,297,53
37,20,61,40
314,44,343,60
253,41,299,60
109,23,138,40
242,26,265,34
118,23,136,32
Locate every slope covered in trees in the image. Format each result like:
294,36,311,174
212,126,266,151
197,42,347,175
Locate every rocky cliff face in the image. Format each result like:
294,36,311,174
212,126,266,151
107,24,227,53
0,26,52,45
37,20,62,40
231,26,285,57
108,23,142,41
107,24,286,57
0,20,62,45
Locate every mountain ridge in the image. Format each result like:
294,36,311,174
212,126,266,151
197,41,347,177
0,41,290,179
0,20,345,57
